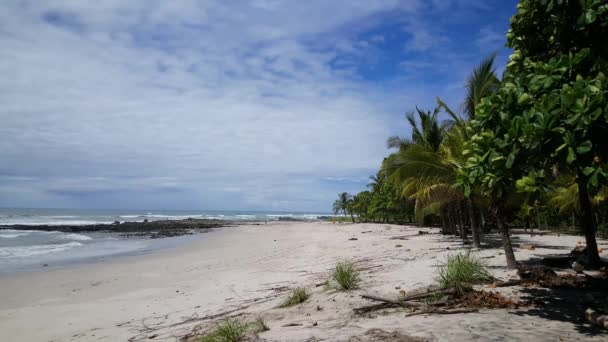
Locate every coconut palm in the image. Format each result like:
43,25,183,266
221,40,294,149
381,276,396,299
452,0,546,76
387,107,445,152
367,172,382,193
437,53,500,129
384,127,467,237
383,56,501,246
333,192,352,217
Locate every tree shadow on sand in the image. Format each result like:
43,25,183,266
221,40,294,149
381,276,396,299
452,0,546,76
513,286,608,336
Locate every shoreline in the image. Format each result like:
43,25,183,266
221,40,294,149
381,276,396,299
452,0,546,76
1,221,607,341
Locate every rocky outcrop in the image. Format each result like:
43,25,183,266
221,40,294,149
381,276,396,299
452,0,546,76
0,219,230,238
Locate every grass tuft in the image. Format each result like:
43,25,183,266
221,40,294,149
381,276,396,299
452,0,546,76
252,316,270,332
279,287,310,308
199,319,247,342
435,250,492,294
330,260,360,291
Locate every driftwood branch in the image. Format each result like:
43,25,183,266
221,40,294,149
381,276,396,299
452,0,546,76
354,288,456,314
360,295,422,308
404,308,479,317
493,279,523,287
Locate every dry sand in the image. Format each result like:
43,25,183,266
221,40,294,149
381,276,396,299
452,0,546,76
0,221,607,341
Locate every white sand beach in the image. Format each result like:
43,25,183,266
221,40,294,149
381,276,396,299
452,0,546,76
1,222,607,341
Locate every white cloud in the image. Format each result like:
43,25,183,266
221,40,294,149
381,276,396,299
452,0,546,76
0,0,508,211
0,0,419,211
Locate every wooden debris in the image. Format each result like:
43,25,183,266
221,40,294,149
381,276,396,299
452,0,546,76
282,323,303,327
354,288,456,314
404,308,479,317
492,279,523,287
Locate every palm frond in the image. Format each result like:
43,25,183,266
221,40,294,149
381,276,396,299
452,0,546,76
460,53,500,119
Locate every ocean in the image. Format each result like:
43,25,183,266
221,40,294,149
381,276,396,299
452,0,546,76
0,208,330,272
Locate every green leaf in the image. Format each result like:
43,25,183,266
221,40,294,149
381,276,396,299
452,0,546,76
506,152,515,169
583,167,596,176
576,140,592,154
518,93,531,105
584,10,597,24
567,147,576,164
555,143,567,152
463,183,471,198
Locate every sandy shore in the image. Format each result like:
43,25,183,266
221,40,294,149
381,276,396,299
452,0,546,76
1,222,607,341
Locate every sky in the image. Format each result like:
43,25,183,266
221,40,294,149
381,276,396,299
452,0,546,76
0,0,518,212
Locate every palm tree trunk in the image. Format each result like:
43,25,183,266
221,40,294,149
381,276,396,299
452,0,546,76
448,206,457,235
572,212,576,230
576,170,601,267
467,197,480,248
495,204,517,269
440,207,449,234
458,201,467,242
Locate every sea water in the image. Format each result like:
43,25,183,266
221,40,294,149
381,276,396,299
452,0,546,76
0,208,330,272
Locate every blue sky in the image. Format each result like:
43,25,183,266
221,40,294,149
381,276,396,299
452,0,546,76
0,0,518,211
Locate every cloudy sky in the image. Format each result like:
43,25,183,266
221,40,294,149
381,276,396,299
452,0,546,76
0,0,517,212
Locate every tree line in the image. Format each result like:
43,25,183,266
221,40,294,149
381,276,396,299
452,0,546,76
334,0,608,268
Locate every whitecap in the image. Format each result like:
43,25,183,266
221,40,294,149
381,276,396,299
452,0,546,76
60,233,93,241
0,233,29,239
0,242,83,258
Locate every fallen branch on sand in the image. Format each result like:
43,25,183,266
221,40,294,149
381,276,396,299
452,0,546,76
404,308,479,317
492,279,523,287
354,288,456,314
360,295,423,308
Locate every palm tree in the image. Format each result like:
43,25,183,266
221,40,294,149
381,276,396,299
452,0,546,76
437,53,500,128
387,107,445,152
383,55,501,247
384,127,466,237
333,192,352,218
367,172,382,192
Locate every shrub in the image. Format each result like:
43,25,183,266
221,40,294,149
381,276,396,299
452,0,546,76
436,251,492,294
330,260,360,291
279,287,309,308
199,319,247,342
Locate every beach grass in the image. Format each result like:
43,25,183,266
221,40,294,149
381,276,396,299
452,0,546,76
278,287,310,307
330,260,360,291
436,250,492,294
198,318,247,342
252,316,270,332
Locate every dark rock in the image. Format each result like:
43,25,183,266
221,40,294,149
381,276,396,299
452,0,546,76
113,221,120,225
43,264,48,267
395,244,402,248
1,218,227,239
348,238,358,241
143,219,149,223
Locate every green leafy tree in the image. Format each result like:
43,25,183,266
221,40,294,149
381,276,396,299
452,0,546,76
508,0,608,266
462,0,608,267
